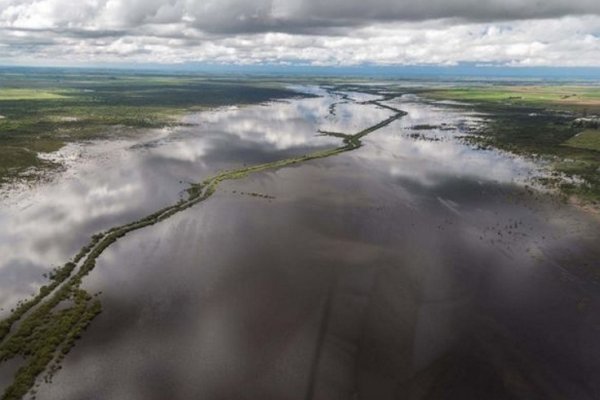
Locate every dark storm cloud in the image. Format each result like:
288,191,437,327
66,0,598,35
2,0,600,35
182,0,600,33
288,0,600,22
176,0,600,34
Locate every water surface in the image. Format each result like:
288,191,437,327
1,87,600,399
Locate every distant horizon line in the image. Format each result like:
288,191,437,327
1,63,600,80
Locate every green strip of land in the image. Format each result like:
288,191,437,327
0,96,405,400
0,89,68,101
426,86,600,112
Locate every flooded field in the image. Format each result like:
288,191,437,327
1,86,600,399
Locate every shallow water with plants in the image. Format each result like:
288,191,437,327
1,84,600,400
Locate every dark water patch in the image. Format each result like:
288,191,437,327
37,148,600,399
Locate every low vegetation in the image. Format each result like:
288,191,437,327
422,85,600,204
235,191,276,200
0,70,307,186
425,86,600,113
563,129,600,152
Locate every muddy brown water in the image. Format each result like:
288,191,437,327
1,87,600,399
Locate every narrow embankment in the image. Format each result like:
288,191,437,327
0,95,405,400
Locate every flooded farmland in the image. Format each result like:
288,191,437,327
1,86,600,400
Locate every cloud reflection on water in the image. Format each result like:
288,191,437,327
0,88,395,312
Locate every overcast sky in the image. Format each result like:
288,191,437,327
0,0,599,66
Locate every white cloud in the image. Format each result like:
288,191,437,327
0,0,599,66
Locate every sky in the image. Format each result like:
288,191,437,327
0,0,599,67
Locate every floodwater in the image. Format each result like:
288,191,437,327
1,86,600,399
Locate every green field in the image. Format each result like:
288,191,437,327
426,86,600,112
0,71,305,186
0,88,69,101
564,129,600,152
